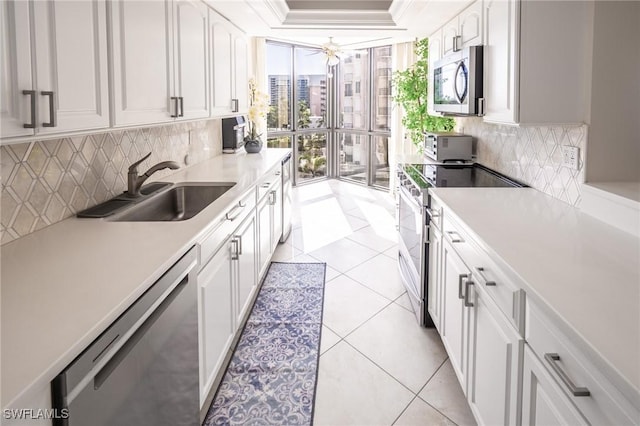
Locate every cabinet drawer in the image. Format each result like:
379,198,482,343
257,165,281,200
199,189,256,267
442,213,524,334
526,300,639,425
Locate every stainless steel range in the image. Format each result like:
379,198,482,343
396,163,526,327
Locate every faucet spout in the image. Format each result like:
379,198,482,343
126,153,180,197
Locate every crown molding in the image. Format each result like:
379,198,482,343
282,10,396,27
263,0,290,22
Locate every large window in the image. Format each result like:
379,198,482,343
266,42,328,184
266,41,391,189
336,46,392,189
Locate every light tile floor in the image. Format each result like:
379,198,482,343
271,179,477,426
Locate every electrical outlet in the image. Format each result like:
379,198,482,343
561,145,580,170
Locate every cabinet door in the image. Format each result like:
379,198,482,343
0,0,34,138
174,0,209,120
33,0,109,134
210,11,233,116
235,212,257,326
467,284,522,425
442,20,459,56
427,224,443,331
521,345,588,425
233,35,249,112
198,238,234,405
272,181,283,251
459,0,483,48
257,195,271,278
441,238,470,388
483,0,518,124
110,0,174,126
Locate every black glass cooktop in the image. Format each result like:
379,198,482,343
402,163,526,189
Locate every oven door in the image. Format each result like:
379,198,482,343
397,185,428,325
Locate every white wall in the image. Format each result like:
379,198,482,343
586,1,640,182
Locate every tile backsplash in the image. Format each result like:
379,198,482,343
1,119,222,245
455,117,587,206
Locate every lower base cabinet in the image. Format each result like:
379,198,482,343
234,211,257,325
467,282,522,425
198,236,234,405
521,344,588,425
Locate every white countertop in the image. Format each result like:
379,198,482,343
430,187,640,401
0,148,291,408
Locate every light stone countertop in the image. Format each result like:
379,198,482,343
430,187,640,403
1,148,291,408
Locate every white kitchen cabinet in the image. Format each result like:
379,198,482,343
440,237,470,388
234,210,257,325
1,0,109,140
466,280,521,425
209,9,249,116
257,167,283,280
482,0,590,125
442,0,483,57
426,34,442,117
521,344,588,425
198,236,234,406
110,0,209,126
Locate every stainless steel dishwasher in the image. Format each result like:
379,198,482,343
52,247,199,426
280,152,292,243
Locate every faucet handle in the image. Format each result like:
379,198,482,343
128,152,152,173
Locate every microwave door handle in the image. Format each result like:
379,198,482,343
454,62,467,103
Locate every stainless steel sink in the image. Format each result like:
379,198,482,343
111,182,235,221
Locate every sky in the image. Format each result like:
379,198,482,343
266,44,328,76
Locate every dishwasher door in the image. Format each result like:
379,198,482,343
280,152,292,243
52,248,199,426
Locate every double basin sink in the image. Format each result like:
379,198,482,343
78,182,236,221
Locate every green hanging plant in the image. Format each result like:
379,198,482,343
392,38,455,150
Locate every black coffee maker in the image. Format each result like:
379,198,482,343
222,115,247,153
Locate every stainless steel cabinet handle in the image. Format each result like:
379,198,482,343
234,234,243,255
170,97,179,118
23,90,36,128
226,203,245,221
458,274,468,299
453,35,461,52
178,97,184,117
475,267,496,286
446,230,464,243
41,91,56,127
231,98,239,112
270,190,277,205
230,238,239,260
464,280,474,307
544,353,590,397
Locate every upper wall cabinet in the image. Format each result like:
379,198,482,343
110,0,209,127
1,0,109,140
442,0,483,56
483,0,590,125
209,9,249,116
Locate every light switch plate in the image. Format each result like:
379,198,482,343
561,145,580,170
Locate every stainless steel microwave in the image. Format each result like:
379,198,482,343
432,45,483,116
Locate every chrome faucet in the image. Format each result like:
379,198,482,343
127,152,179,197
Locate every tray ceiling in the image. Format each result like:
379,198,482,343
204,0,474,48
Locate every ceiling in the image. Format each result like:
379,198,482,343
204,0,474,49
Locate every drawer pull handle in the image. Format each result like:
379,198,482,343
230,238,239,260
475,267,496,286
464,280,474,307
544,353,590,397
458,274,468,299
226,203,245,221
446,230,464,243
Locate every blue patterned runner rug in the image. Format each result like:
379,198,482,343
204,262,327,426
